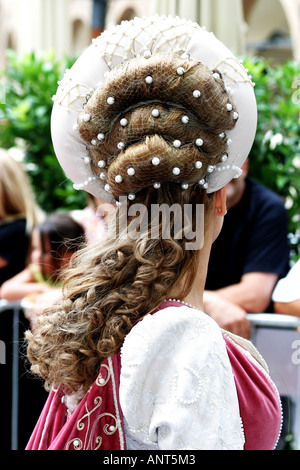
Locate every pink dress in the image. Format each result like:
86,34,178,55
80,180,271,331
26,301,282,450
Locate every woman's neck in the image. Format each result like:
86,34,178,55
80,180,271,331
182,263,207,311
170,240,212,312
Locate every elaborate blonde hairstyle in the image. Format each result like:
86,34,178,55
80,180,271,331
0,149,41,231
26,53,237,394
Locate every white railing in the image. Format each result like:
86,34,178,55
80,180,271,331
247,313,300,449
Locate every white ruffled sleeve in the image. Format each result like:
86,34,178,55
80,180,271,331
119,306,244,450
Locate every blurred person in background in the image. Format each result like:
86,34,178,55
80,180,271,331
0,212,85,329
0,148,42,289
0,148,42,450
71,194,110,245
204,159,290,337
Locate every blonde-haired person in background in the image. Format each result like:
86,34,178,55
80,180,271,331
0,148,43,450
25,16,282,451
0,148,43,288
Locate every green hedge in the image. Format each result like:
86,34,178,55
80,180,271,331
244,57,300,260
1,51,299,258
0,50,85,213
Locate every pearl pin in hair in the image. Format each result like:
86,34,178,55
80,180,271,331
100,172,106,180
177,67,185,76
153,182,161,189
117,142,125,150
152,109,160,118
181,183,189,190
144,50,152,59
127,167,135,176
97,133,105,141
91,139,97,146
152,157,160,166
82,113,91,122
207,165,215,173
226,103,233,112
115,175,123,183
195,161,203,169
84,157,91,164
98,160,106,168
120,118,128,127
213,72,221,80
181,116,189,124
196,138,203,147
145,76,153,84
128,193,136,200
193,90,201,98
104,184,110,192
221,154,228,162
173,140,181,148
107,97,115,105
172,167,181,175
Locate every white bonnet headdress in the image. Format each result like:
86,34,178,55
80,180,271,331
51,15,257,203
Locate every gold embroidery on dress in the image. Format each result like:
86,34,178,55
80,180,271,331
65,358,124,450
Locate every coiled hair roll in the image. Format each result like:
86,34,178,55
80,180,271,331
77,53,237,200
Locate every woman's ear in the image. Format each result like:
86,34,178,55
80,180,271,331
214,186,227,216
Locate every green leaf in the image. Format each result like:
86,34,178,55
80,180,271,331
0,51,83,214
